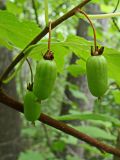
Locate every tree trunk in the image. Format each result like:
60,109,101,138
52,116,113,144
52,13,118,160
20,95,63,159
0,48,21,160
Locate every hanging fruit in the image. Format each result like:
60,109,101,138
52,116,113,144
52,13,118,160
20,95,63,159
33,56,57,100
86,54,108,97
24,91,41,122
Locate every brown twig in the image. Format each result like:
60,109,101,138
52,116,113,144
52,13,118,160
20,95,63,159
0,0,91,86
0,89,120,157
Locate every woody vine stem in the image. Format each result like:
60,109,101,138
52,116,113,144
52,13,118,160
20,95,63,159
0,89,120,156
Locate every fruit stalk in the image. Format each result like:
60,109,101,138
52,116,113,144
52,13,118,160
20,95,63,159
77,9,97,54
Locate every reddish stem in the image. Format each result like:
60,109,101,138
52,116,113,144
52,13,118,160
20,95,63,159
48,21,51,52
78,9,97,53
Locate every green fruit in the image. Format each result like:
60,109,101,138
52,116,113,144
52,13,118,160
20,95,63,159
86,55,108,97
33,59,57,100
24,91,41,121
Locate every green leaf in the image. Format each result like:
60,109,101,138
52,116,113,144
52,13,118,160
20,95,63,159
101,4,114,12
52,44,70,72
66,155,81,160
29,41,70,72
6,1,23,15
62,135,77,145
0,10,40,49
67,63,86,77
0,37,13,49
69,88,88,103
22,127,37,137
80,143,113,158
76,126,115,140
55,113,120,127
2,45,33,83
112,90,120,104
19,150,44,160
3,58,25,83
104,48,120,85
63,35,120,84
64,35,92,60
51,140,66,152
28,35,91,73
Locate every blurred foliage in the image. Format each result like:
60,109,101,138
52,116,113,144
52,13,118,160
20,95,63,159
0,0,120,160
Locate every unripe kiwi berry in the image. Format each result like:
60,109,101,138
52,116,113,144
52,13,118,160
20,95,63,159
86,55,108,97
33,59,57,100
24,91,41,122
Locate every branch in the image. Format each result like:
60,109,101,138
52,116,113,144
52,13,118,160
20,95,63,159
0,90,120,157
86,12,120,19
0,0,91,86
